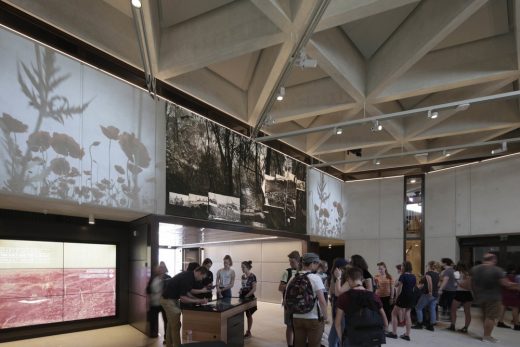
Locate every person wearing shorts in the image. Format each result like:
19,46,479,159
471,253,520,343
386,261,416,341
449,262,473,333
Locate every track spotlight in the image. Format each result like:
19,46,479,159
335,127,343,135
427,110,438,119
456,103,471,111
371,120,383,132
295,49,318,69
491,141,507,155
131,0,142,8
88,214,95,225
276,87,285,101
262,114,276,127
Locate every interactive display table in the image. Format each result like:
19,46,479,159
181,297,257,347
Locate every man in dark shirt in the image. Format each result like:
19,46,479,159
160,266,209,347
192,258,214,299
471,253,520,343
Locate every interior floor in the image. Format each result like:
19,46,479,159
1,302,519,347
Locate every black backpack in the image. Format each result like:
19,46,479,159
284,272,316,314
344,291,386,346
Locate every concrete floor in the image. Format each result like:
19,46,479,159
1,302,519,346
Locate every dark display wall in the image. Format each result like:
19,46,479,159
165,104,307,234
0,209,129,342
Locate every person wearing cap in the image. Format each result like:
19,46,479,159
289,252,328,347
279,250,301,347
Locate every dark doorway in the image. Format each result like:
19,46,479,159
319,245,345,271
459,235,520,268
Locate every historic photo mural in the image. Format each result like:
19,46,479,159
165,104,306,233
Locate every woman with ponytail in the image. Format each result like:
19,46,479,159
240,260,257,338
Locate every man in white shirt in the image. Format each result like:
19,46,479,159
289,252,328,347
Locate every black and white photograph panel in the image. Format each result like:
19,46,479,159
208,192,240,223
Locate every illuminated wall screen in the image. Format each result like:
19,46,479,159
0,240,116,329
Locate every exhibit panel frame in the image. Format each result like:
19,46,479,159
0,209,130,343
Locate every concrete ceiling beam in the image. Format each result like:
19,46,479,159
169,68,247,121
372,34,518,103
307,27,366,102
306,107,362,154
404,77,517,139
247,0,324,126
367,0,488,99
270,77,357,123
316,0,420,32
427,127,520,162
250,0,292,33
157,0,286,79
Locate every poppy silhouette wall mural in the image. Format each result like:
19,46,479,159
0,28,158,212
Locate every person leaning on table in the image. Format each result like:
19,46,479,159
160,266,209,347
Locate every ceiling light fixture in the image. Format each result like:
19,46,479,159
371,120,383,132
295,49,318,69
410,179,416,184
456,103,471,111
335,127,343,135
88,214,95,225
443,150,451,157
427,109,438,119
131,0,142,8
374,159,381,165
276,86,285,101
491,141,507,155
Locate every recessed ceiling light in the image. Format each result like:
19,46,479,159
335,127,343,135
374,159,381,165
410,179,416,184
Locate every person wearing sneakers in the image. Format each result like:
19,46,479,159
448,262,473,333
386,261,416,342
412,260,439,332
471,253,520,343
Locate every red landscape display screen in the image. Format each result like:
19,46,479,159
0,240,116,329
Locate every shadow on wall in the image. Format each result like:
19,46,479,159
0,41,155,211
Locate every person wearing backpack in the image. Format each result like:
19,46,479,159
285,252,328,347
279,250,301,347
335,266,388,347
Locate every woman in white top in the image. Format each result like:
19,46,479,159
216,254,235,298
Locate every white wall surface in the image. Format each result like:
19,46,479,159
425,155,520,262
344,177,404,275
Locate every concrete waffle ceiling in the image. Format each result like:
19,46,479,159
7,0,520,178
